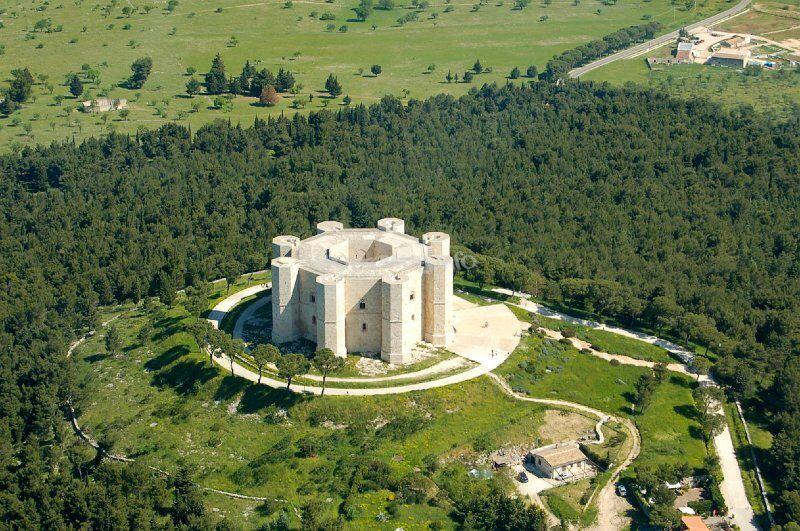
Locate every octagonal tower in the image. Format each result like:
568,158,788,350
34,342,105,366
269,219,453,363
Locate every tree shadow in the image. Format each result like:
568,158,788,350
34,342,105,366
214,375,249,402
669,374,692,388
673,404,698,421
239,384,300,413
145,344,189,371
85,353,109,363
151,360,216,395
688,425,705,441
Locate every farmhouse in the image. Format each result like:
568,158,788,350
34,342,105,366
707,49,750,68
527,443,595,481
676,42,696,62
80,98,128,113
271,219,453,364
720,35,750,48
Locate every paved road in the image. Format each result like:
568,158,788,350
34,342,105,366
568,0,752,78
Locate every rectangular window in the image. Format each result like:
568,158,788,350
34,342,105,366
362,323,367,331
312,316,317,325
410,293,415,300
359,301,366,310
310,294,316,303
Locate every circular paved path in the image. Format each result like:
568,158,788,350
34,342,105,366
206,284,524,395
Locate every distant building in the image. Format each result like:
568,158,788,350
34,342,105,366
720,35,750,48
80,98,128,113
707,49,750,68
527,443,595,481
676,42,695,62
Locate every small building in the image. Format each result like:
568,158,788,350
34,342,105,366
707,49,750,68
527,443,595,481
80,98,128,113
676,42,695,62
681,515,710,531
720,35,750,48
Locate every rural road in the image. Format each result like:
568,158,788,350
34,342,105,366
568,0,752,78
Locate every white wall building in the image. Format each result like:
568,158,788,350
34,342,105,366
270,218,453,364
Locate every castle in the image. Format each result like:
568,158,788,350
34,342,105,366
270,218,453,364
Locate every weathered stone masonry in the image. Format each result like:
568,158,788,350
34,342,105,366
270,218,453,364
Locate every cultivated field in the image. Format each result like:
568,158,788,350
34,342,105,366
1,0,734,148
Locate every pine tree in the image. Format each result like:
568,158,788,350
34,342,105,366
205,53,228,95
324,74,342,97
69,75,84,98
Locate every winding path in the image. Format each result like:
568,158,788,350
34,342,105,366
496,290,758,531
568,0,752,78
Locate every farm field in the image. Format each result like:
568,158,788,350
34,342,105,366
0,0,735,149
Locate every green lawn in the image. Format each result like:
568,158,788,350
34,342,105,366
0,0,735,150
578,328,674,364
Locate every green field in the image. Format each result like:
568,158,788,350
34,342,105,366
0,0,735,149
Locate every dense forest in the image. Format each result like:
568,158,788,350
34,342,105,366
1,81,799,526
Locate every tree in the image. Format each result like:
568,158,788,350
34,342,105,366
370,64,382,76
126,57,153,89
185,77,201,97
276,353,310,390
275,68,295,92
324,74,342,97
8,68,35,103
692,357,711,381
312,348,344,396
205,53,228,95
342,94,351,105
693,386,725,451
509,67,521,79
633,372,656,413
137,319,154,347
353,0,373,20
105,325,123,356
69,75,83,98
473,59,483,73
251,344,280,383
259,85,280,106
377,0,394,9
170,467,206,527
462,71,474,83
227,338,245,375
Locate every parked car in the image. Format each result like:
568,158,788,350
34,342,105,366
616,484,627,497
518,471,529,483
